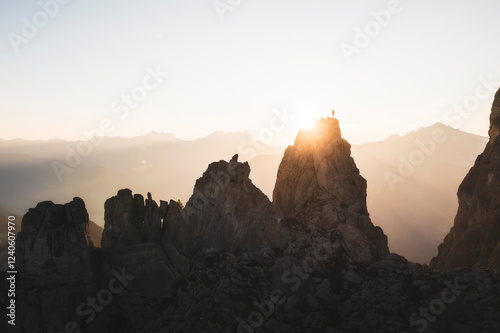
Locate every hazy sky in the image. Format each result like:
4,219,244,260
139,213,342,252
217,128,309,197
1,0,499,145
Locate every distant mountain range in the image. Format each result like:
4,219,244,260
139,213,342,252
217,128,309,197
0,131,282,224
0,125,488,263
352,123,488,264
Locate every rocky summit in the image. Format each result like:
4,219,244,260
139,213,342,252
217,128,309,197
164,154,282,256
4,102,500,332
101,189,163,247
273,111,389,263
431,88,500,271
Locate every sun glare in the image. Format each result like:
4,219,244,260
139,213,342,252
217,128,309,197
298,114,317,130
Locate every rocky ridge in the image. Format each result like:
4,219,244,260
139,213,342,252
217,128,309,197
3,102,500,332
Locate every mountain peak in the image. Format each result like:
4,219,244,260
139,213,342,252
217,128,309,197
274,112,389,262
293,114,342,148
165,155,282,255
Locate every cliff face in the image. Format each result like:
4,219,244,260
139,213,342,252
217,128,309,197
100,189,178,297
431,88,500,271
101,189,163,247
165,154,282,256
273,113,389,262
15,198,96,332
489,88,500,142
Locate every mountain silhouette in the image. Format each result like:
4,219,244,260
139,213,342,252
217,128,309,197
5,108,500,333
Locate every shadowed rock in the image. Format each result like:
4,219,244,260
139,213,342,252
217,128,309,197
16,198,96,332
9,106,500,332
165,154,282,256
431,88,500,271
100,189,179,295
101,189,162,247
17,197,94,285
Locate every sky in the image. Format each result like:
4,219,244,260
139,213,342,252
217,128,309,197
1,0,499,145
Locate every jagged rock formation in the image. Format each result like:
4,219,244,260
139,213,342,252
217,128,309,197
431,88,500,271
9,104,500,332
10,206,500,333
101,189,178,296
273,112,389,262
102,189,163,247
15,198,96,332
164,154,282,256
13,194,180,333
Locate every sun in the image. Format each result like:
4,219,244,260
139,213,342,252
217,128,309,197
297,113,317,130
